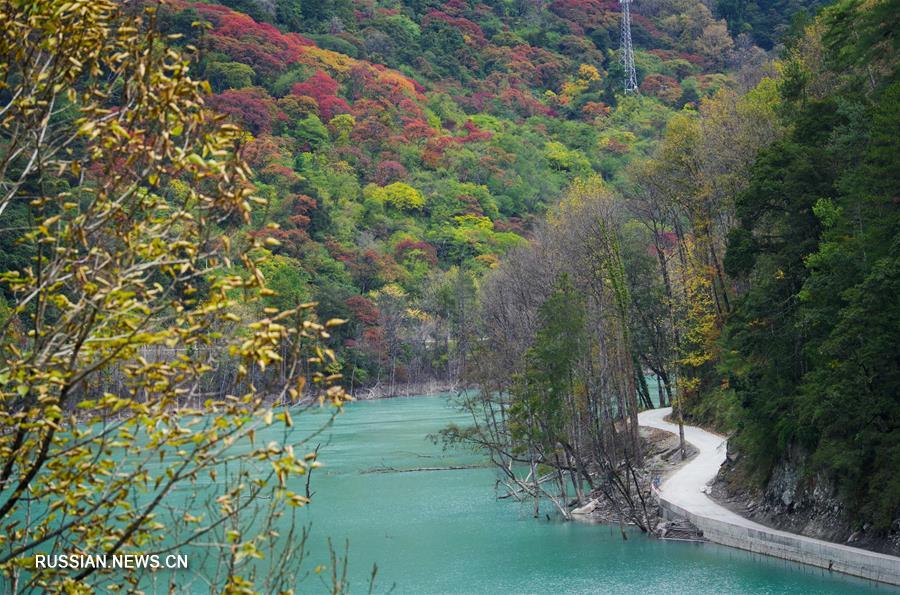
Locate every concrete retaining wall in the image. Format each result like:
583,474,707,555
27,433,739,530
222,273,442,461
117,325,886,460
657,496,900,586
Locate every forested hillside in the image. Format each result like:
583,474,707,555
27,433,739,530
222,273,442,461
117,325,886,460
457,0,899,547
124,0,766,395
712,0,899,541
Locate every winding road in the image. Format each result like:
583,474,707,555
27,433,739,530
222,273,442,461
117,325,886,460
638,406,900,586
639,406,734,522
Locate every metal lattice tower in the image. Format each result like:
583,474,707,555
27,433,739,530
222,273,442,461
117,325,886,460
620,0,638,94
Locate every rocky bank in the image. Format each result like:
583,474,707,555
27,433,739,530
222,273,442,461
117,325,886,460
711,441,900,557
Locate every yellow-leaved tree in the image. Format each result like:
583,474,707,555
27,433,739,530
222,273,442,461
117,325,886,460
0,1,347,592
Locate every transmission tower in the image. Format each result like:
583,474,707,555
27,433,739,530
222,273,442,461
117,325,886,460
619,0,639,94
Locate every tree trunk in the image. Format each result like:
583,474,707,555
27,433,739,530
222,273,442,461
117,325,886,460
656,372,666,407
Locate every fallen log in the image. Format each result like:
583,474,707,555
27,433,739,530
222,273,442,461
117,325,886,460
360,464,488,474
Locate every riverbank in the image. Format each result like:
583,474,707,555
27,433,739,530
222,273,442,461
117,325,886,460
570,426,698,528
710,451,900,557
349,379,465,400
639,407,900,587
660,412,900,556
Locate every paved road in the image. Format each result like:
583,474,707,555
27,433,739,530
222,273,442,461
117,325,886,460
639,406,734,521
638,406,900,585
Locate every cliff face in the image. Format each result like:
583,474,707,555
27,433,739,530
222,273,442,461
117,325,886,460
711,442,900,557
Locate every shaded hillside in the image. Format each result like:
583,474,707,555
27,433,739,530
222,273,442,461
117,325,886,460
715,0,827,49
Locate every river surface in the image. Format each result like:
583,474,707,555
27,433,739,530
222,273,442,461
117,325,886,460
276,395,892,594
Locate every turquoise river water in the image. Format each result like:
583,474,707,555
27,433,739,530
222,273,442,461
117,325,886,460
245,394,893,594
10,393,897,593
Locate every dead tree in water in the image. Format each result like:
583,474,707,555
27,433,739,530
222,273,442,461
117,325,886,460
439,180,656,532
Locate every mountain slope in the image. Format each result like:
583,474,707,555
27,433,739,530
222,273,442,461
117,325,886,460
148,0,761,391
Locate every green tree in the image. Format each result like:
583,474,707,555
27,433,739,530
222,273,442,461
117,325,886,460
365,182,426,211
205,60,256,92
720,0,899,530
511,274,586,451
293,114,331,148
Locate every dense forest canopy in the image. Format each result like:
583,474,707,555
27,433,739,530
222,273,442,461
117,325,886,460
94,0,775,396
718,0,899,529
